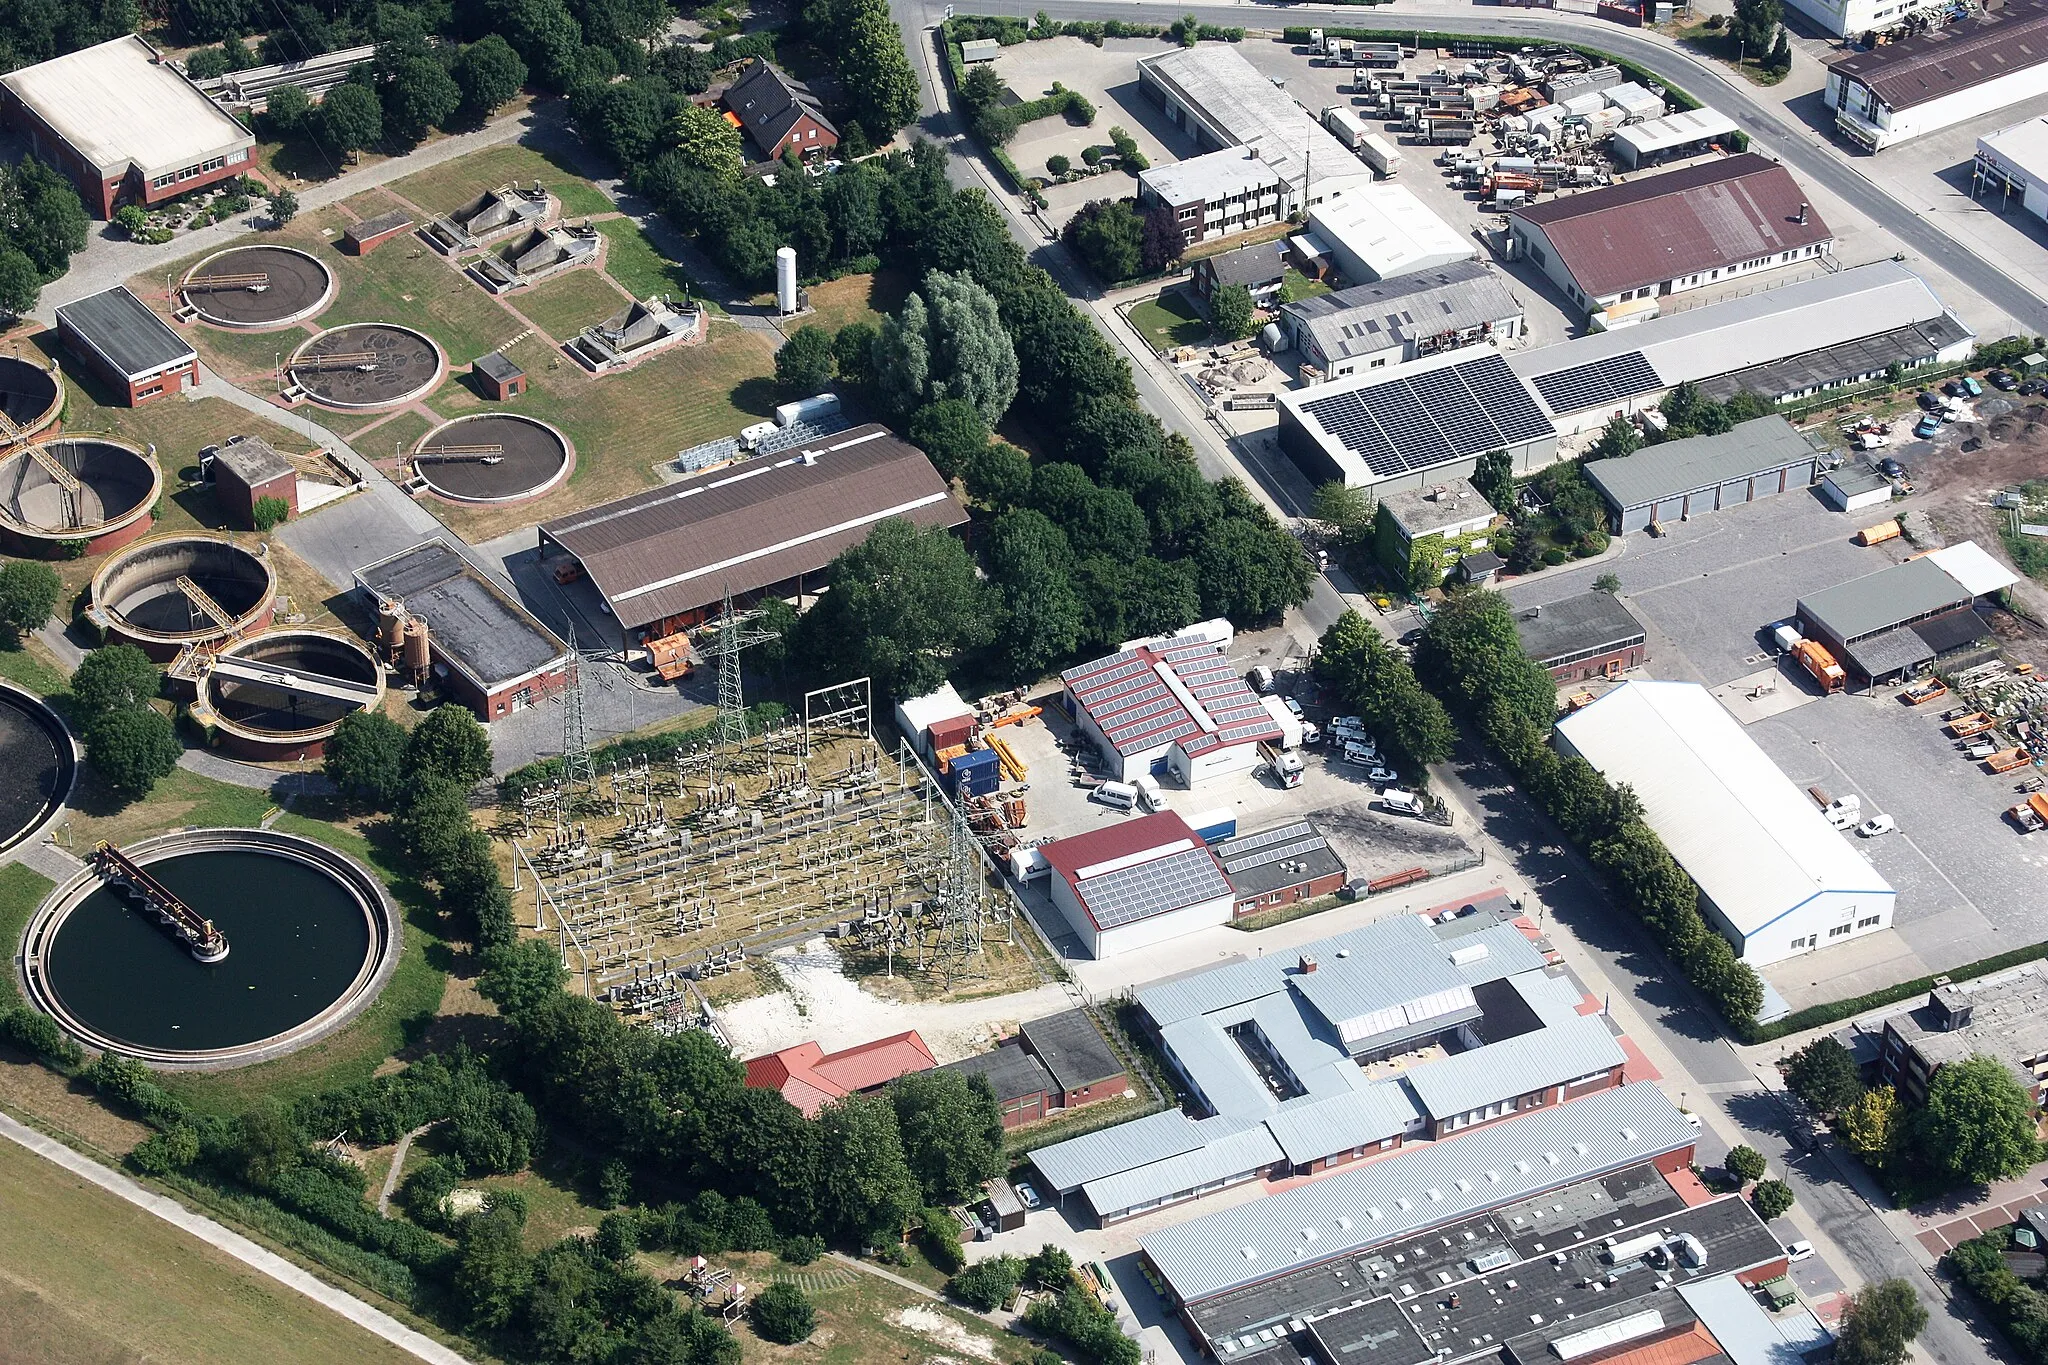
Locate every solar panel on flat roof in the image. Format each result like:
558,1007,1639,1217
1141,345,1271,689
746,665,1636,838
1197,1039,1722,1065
1223,834,1330,874
1220,821,1318,856
1529,352,1660,415
1299,354,1553,478
1083,847,1232,929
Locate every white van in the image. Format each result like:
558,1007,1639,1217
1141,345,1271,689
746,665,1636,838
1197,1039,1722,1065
1092,781,1139,811
1247,665,1276,694
1132,774,1166,812
1377,788,1424,816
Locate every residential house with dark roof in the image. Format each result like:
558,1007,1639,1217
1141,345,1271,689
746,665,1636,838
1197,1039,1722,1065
1189,239,1287,305
743,1030,937,1117
1507,155,1833,320
721,59,838,163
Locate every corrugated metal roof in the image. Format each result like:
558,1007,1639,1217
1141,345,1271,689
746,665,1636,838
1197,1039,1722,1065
1029,1107,1212,1193
1140,1083,1697,1304
1137,46,1365,199
1828,0,2048,114
1581,416,1817,511
1512,155,1831,300
1798,555,1971,644
1405,1012,1625,1120
1263,1086,1423,1165
1285,262,1523,364
1555,682,1892,937
540,424,965,630
1083,1120,1284,1216
1926,541,2019,597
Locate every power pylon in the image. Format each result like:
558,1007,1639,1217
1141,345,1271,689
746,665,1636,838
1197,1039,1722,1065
694,584,778,758
559,623,597,810
926,790,987,986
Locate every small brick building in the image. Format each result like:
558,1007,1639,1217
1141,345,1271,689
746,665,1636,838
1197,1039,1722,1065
1512,591,1649,683
55,286,198,406
722,59,838,162
473,350,526,400
209,434,297,529
1215,819,1348,918
343,209,414,255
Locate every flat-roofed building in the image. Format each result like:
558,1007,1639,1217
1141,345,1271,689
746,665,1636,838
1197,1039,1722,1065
1877,964,2048,1107
1214,819,1346,916
1284,261,1524,383
1795,541,2017,683
1138,149,1288,248
1975,114,2048,223
1512,591,1648,681
1020,1008,1128,1109
1372,477,1502,586
1556,680,1896,964
1582,416,1821,534
1827,0,2048,149
1508,155,1833,321
1037,811,1237,959
208,435,297,530
54,286,199,406
1299,187,1477,285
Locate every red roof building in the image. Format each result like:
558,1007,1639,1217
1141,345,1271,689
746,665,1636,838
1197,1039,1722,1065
1038,811,1236,959
1507,155,1833,320
743,1030,938,1117
1060,635,1282,787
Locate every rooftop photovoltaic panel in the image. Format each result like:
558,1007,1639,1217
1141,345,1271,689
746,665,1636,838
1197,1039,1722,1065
1082,847,1233,929
1223,834,1329,875
1529,351,1660,415
1298,353,1555,479
1221,821,1318,856
1066,653,1144,686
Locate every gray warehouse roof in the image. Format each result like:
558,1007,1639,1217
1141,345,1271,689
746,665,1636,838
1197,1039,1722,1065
1137,45,1359,197
56,286,197,381
1141,1083,1698,1305
1513,592,1647,667
356,541,569,693
1582,416,1817,512
1798,555,1972,645
1285,261,1523,364
1403,1011,1625,1121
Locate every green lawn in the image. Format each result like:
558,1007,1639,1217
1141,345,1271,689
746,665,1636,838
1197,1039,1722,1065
0,641,70,697
593,217,704,307
316,237,523,372
0,863,54,1008
1283,266,1330,301
390,143,615,219
1130,288,1212,352
358,409,436,460
803,267,914,333
512,267,630,340
0,1139,423,1365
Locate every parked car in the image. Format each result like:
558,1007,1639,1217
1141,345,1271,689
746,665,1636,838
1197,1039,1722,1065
1367,766,1400,785
1331,715,1365,734
1877,457,1908,479
2023,379,2048,396
1784,1241,1815,1262
1283,696,1304,718
1963,375,1984,396
1343,741,1377,766
1857,814,1898,837
1914,414,1942,440
1991,369,2019,390
1300,721,1322,746
1399,627,1425,648
1943,378,1967,398
1917,390,1944,410
1015,1181,1041,1211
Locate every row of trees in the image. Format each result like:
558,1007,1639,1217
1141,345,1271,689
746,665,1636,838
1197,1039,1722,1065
1783,1036,2042,1192
0,157,90,317
70,644,184,799
1952,1229,2048,1365
1313,610,1455,773
1062,197,1181,284
1408,591,1766,1027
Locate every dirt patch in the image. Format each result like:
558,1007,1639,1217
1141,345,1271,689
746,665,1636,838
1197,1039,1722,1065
895,1306,998,1361
1311,798,1477,881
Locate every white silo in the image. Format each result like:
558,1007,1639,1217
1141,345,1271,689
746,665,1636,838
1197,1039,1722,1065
775,247,798,314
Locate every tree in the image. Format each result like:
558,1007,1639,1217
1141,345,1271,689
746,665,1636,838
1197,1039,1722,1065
321,83,384,154
833,320,878,389
264,83,312,136
456,34,529,115
988,509,1084,679
490,0,587,91
1412,590,1559,733
1194,512,1314,624
1730,0,1783,61
453,1201,532,1330
1783,1037,1864,1116
908,399,990,481
749,1281,815,1344
1065,199,1143,283
1920,1054,2042,1184
1046,153,1071,177
949,1255,1024,1310
324,710,409,809
0,249,38,317
0,560,60,645
921,270,1018,426
252,495,290,529
1593,572,1621,595
1140,201,1184,275
815,1093,919,1244
1750,1178,1794,1221
1314,610,1456,769
1724,1145,1767,1184
890,1070,1004,1205
775,325,837,396
1209,283,1256,341
0,158,88,280
382,55,464,140
1312,481,1373,533
1768,26,1793,74
71,645,163,723
265,188,298,227
1841,1084,1901,1166
791,518,990,698
965,442,1033,508
672,103,744,180
960,63,1004,111
406,705,493,787
871,292,931,418
835,0,921,135
1588,413,1641,462
1835,1279,1927,1365
1024,1243,1074,1290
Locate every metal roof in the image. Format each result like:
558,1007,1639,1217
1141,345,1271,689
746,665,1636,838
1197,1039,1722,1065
1285,262,1523,364
1981,113,2048,179
1020,1008,1125,1091
1798,554,1972,644
1512,155,1831,300
1142,149,1286,208
355,542,569,693
1555,682,1893,937
1926,541,2019,597
1404,1011,1625,1121
1279,350,1557,483
540,424,966,631
1829,0,2048,113
1140,1083,1698,1304
1061,640,1280,759
1029,1106,1212,1193
1677,1275,1831,1365
1693,315,1972,404
0,34,253,179
1610,106,1739,159
1580,416,1817,511
1512,592,1647,667
1137,46,1365,198
1307,188,1477,282
1082,1119,1284,1216
1262,1086,1423,1166
55,286,196,380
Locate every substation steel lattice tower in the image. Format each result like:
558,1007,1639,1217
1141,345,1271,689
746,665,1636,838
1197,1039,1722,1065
927,787,987,986
559,623,598,812
699,583,778,758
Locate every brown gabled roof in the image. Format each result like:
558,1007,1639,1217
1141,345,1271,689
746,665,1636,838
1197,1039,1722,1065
1513,154,1830,300
723,58,837,155
540,424,967,631
1829,0,2048,113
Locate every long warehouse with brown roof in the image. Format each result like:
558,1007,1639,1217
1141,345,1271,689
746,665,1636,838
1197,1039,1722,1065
1825,0,2048,150
538,423,967,637
1507,154,1833,321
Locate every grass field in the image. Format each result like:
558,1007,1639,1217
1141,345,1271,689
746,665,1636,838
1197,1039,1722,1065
0,640,70,696
0,1137,424,1365
0,863,53,1009
316,228,523,371
512,266,630,340
357,408,436,461
1129,287,1211,352
390,143,614,220
802,268,914,333
594,218,702,306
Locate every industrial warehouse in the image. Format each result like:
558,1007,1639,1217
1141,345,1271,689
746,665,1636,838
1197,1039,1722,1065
1795,542,2018,684
1581,416,1824,535
354,542,571,720
1283,262,1525,384
1026,908,1637,1223
1058,630,1283,787
1825,0,2048,149
1556,681,1897,965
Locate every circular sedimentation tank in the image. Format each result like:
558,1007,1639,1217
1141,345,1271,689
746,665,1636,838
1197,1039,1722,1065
20,829,400,1067
413,413,572,503
0,436,160,556
0,684,73,856
0,353,62,442
197,629,386,759
88,534,277,659
180,246,336,329
288,323,444,410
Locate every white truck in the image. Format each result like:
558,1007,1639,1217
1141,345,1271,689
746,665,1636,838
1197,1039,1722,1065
1323,105,1368,151
1260,741,1305,789
1360,132,1402,177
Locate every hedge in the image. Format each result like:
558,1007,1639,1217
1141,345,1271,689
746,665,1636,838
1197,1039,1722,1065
1278,28,1702,111
1744,937,2048,1044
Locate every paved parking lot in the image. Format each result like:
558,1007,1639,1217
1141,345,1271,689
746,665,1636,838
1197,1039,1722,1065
1500,492,2048,1005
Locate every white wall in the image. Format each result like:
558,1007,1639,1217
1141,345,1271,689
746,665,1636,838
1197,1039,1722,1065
1169,740,1265,789
1712,891,1897,966
1831,60,2048,149
1094,892,1236,959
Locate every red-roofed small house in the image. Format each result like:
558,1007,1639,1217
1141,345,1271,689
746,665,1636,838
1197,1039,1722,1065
1038,811,1236,959
743,1030,938,1117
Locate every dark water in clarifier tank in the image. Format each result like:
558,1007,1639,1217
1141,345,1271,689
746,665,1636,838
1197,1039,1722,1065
41,849,371,1052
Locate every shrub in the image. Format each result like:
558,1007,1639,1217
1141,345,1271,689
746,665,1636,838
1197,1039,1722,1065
1725,1145,1766,1183
1751,1179,1795,1221
0,1005,83,1068
1540,546,1569,566
780,1234,825,1265
750,1280,816,1343
921,1207,965,1272
130,1125,202,1175
252,495,290,530
949,1254,1023,1310
1081,145,1102,166
1046,153,1071,176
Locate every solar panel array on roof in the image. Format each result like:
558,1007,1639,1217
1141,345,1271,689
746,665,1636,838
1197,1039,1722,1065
1529,351,1661,415
1081,846,1234,929
1064,640,1280,758
1297,353,1555,478
1221,831,1330,876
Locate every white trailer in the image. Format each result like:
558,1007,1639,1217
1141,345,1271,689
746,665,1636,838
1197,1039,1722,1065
1360,132,1403,177
1324,105,1368,150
